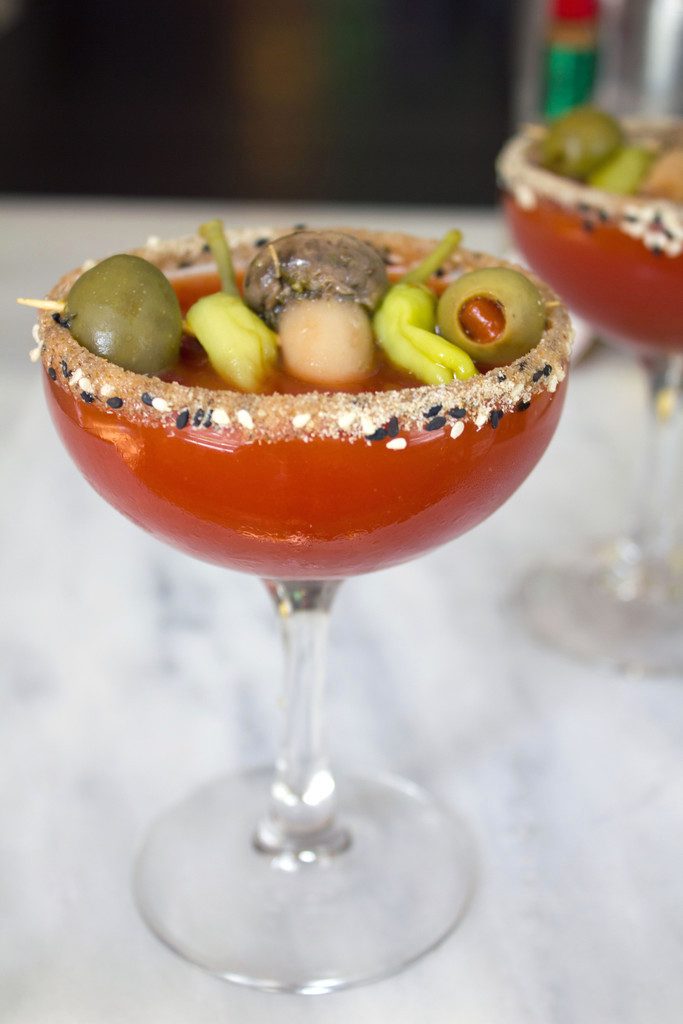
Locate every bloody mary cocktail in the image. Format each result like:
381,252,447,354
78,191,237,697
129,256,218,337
30,225,574,991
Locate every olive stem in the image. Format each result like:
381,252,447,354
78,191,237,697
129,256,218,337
198,220,239,298
401,229,462,285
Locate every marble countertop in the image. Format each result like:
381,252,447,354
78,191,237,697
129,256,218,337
1,198,682,1023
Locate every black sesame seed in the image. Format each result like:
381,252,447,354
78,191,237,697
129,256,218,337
425,404,443,418
497,372,507,382
652,246,664,257
543,363,552,377
598,209,609,222
141,392,154,406
517,400,531,412
425,416,447,431
366,426,389,442
178,258,192,269
204,409,213,428
81,391,95,403
176,409,190,430
48,366,57,381
293,222,307,230
255,237,269,247
387,416,399,438
107,396,124,409
193,408,205,427
582,220,595,233
61,359,70,379
489,409,503,429
201,243,211,253
577,202,591,213
532,369,544,382
448,406,467,419
434,267,445,277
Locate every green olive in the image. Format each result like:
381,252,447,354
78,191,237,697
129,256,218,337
436,268,546,366
541,106,623,179
64,254,182,374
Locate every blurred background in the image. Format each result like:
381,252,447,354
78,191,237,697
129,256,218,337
1,0,681,206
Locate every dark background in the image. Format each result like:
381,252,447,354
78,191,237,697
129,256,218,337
0,0,515,204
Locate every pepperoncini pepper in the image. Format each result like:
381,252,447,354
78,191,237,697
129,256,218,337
373,231,478,385
186,220,278,391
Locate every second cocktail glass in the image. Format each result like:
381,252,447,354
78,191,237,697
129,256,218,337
499,120,683,675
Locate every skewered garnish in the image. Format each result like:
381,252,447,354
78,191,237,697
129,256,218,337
437,267,545,366
21,225,554,395
61,255,182,374
186,220,278,391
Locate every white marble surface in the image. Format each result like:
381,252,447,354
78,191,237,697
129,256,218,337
1,198,682,1023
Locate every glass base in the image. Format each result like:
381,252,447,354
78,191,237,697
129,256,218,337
134,769,475,994
513,552,683,676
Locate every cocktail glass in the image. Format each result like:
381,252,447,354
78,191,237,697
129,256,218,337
498,121,683,675
37,228,571,992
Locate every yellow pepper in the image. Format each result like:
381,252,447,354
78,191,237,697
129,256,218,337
373,230,478,384
186,220,278,391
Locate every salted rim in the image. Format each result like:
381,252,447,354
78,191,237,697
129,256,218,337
36,227,573,443
496,118,683,251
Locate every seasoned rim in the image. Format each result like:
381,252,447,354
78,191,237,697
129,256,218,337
497,118,683,258
36,227,573,443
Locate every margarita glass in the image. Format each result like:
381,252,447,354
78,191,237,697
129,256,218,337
37,227,571,992
498,120,683,674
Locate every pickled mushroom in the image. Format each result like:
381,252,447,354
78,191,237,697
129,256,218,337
243,230,390,329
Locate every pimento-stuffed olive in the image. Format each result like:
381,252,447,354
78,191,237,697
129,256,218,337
436,267,546,366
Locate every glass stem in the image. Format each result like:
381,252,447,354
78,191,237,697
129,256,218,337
254,580,351,860
610,353,683,600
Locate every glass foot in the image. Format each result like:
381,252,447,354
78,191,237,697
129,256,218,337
513,551,683,675
134,769,475,994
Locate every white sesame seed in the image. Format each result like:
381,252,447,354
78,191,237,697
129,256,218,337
211,408,230,426
337,411,356,430
146,235,161,248
474,411,488,428
151,397,170,413
548,376,558,393
292,413,311,429
99,383,115,397
514,182,536,211
29,346,41,363
237,409,254,430
80,258,96,271
386,437,407,451
78,377,92,392
450,421,465,439
31,324,41,345
70,369,83,387
360,415,376,435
